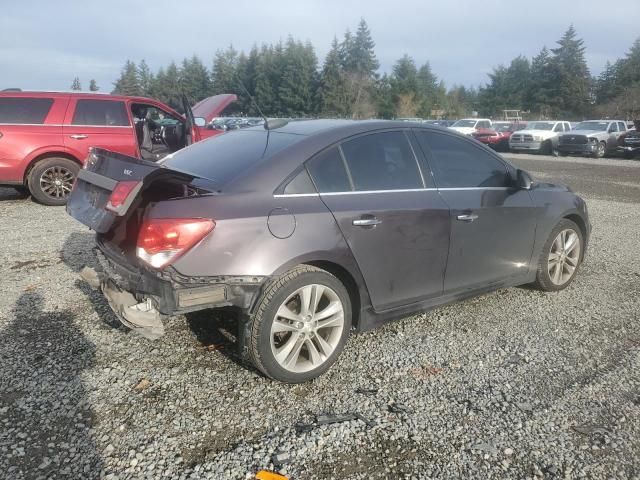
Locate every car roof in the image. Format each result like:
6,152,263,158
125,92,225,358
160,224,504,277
0,90,162,104
248,119,441,137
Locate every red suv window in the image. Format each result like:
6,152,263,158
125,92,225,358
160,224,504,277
71,99,130,126
0,97,54,124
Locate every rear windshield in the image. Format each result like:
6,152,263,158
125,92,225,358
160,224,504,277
162,129,304,184
0,97,54,124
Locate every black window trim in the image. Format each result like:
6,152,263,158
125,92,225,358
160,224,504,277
412,127,517,190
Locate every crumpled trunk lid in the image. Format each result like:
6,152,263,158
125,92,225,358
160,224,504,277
66,147,210,234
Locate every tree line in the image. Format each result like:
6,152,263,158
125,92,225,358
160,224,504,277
103,20,640,120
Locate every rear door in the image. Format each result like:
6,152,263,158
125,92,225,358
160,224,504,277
307,130,450,311
415,129,536,293
63,97,138,161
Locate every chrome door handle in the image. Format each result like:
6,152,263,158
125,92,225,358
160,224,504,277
353,218,382,227
456,214,478,222
69,134,88,139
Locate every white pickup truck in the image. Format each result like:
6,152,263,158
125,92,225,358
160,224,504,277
509,120,572,156
449,118,492,136
558,120,628,158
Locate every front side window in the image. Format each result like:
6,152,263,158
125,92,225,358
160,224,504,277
72,99,129,126
553,123,563,132
306,147,352,193
340,131,423,191
0,97,54,124
608,122,618,133
416,130,509,188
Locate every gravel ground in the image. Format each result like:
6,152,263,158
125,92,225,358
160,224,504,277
0,155,639,479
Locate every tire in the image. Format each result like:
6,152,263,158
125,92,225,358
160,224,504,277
247,265,352,383
28,157,79,206
594,141,606,159
559,152,569,157
533,219,584,292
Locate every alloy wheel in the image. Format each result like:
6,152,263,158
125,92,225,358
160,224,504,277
547,229,581,286
270,284,345,373
39,166,74,200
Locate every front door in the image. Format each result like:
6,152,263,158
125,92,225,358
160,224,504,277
306,131,451,311
414,129,537,293
63,97,137,160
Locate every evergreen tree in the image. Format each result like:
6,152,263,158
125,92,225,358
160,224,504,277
528,46,561,118
254,44,279,115
88,79,99,92
236,46,260,114
616,38,640,88
278,38,318,117
416,62,440,117
211,46,238,95
138,60,154,96
318,37,348,117
345,18,379,77
181,55,211,103
551,25,591,117
70,77,82,91
112,60,142,96
390,55,419,117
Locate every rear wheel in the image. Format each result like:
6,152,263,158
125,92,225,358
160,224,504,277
28,157,79,206
594,141,606,158
247,265,351,383
533,219,583,291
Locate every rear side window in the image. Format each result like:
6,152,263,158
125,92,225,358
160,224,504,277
0,97,54,124
618,122,626,132
416,130,509,188
307,147,351,193
72,99,129,126
340,131,423,191
283,168,315,194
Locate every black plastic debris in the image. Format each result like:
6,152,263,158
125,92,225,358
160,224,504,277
355,387,379,395
388,402,413,414
294,422,314,434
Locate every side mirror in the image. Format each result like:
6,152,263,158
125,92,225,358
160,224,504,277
194,117,206,128
516,169,533,190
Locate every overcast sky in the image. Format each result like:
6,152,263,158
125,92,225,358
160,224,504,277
2,0,638,93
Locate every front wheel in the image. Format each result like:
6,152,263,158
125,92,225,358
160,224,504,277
28,157,79,206
594,141,606,158
533,219,583,291
247,265,351,383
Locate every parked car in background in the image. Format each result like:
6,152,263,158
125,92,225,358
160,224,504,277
0,91,237,205
67,119,590,383
472,122,527,151
423,120,456,127
449,118,492,135
618,125,640,159
208,117,266,131
509,120,572,156
396,117,423,122
558,120,628,158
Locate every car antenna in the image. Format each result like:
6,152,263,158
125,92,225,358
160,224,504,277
236,79,288,130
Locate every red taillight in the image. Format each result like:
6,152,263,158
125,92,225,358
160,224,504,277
106,181,142,214
136,218,215,268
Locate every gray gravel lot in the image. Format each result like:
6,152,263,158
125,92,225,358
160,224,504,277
0,154,639,479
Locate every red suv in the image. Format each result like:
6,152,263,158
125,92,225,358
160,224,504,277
0,91,236,205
